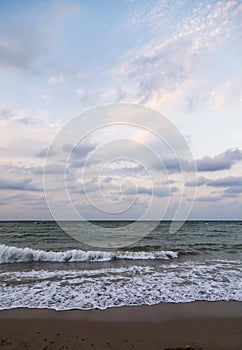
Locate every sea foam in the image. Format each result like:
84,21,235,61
0,261,241,310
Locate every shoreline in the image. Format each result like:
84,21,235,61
0,301,242,349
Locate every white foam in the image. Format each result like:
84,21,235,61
0,260,241,310
0,244,178,264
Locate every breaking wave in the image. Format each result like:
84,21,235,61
0,244,178,264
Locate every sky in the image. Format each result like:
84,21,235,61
0,0,242,221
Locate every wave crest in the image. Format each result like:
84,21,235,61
0,244,178,264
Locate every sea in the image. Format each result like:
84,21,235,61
0,221,241,310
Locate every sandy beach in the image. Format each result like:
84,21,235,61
0,301,241,350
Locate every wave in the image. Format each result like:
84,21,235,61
0,244,178,264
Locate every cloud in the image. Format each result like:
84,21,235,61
153,157,193,173
67,142,97,168
102,176,113,184
145,148,242,175
195,182,242,202
186,176,206,187
224,186,242,194
36,147,57,158
69,180,97,194
97,164,144,178
0,106,58,162
196,149,242,172
206,176,242,188
125,185,177,198
187,176,242,188
63,142,95,157
0,104,51,126
155,148,242,174
43,163,67,175
195,195,222,202
105,0,242,113
187,175,242,200
69,180,178,207
0,178,41,192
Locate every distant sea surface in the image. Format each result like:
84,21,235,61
0,221,241,310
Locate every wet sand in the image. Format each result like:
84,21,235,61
0,301,241,350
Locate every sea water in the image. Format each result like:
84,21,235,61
0,221,241,310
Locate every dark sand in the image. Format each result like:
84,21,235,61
0,301,241,350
